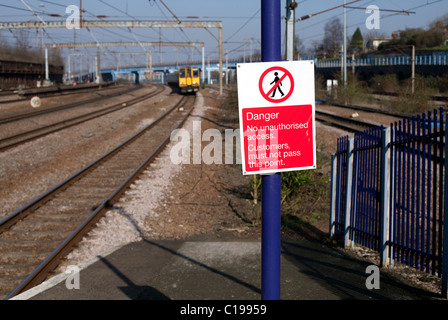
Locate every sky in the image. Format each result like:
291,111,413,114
0,0,447,69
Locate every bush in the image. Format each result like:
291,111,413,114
438,74,448,93
395,75,431,114
330,72,369,104
281,170,313,204
370,74,400,93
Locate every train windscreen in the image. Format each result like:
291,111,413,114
179,68,186,78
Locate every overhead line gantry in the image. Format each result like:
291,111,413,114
0,20,222,94
43,41,205,48
50,41,206,84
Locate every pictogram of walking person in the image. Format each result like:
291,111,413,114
270,72,284,98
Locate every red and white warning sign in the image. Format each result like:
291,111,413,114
237,61,316,175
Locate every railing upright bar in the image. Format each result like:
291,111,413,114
329,154,337,237
367,133,374,247
406,118,411,266
362,134,369,247
438,108,444,276
411,117,416,267
366,134,373,245
344,138,354,247
416,115,422,269
381,127,391,266
396,121,404,262
369,128,378,249
391,122,397,261
421,113,428,271
351,139,359,246
336,138,343,235
374,129,381,249
432,111,438,274
365,134,372,248
442,111,448,298
426,111,433,273
356,136,364,246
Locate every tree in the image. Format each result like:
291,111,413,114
417,28,446,48
380,27,447,50
310,39,325,58
322,17,343,58
429,13,448,29
349,27,363,53
0,29,63,65
294,35,306,59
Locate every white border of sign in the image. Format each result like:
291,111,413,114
237,60,316,175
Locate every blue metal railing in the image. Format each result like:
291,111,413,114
389,109,445,275
350,126,383,251
314,54,448,68
331,135,349,237
330,107,448,295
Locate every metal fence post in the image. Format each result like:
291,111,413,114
344,138,354,247
380,127,391,267
442,112,448,298
329,154,337,237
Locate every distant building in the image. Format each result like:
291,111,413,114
366,32,399,51
366,36,393,51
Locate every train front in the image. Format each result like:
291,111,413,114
178,67,200,93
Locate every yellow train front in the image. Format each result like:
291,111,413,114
168,66,200,94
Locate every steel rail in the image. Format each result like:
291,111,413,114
329,102,406,118
0,97,26,105
0,85,141,124
0,83,119,106
316,109,378,132
329,92,448,119
0,86,115,106
16,81,116,97
0,85,165,151
3,94,195,299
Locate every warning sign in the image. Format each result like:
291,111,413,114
242,104,313,172
237,61,316,175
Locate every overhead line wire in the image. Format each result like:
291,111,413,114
153,0,201,59
225,8,260,42
297,0,446,46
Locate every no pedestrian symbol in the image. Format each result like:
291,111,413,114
259,66,294,103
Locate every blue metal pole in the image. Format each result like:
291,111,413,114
261,0,281,300
261,173,281,299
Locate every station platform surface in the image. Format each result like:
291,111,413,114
11,236,441,301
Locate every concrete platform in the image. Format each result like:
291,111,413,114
11,238,439,301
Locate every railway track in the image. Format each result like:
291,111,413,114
315,109,379,132
0,85,164,151
329,102,406,118
0,84,140,124
0,93,196,300
372,91,448,103
0,82,117,105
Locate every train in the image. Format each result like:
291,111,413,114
166,66,201,94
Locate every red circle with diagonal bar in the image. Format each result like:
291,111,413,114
258,66,294,103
